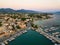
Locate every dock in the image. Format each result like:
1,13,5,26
36,28,60,44
0,30,27,45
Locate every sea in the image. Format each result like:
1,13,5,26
9,14,60,45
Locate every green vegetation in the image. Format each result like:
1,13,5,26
28,13,52,19
31,23,34,27
10,16,18,19
31,23,38,28
34,25,38,28
16,25,21,29
12,25,15,30
36,15,42,18
0,22,2,26
21,18,26,21
28,13,34,17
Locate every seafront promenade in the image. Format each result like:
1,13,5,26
1,27,60,45
0,30,27,45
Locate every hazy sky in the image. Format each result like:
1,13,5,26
0,0,60,11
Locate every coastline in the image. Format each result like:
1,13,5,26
35,27,60,45
6,27,56,45
8,29,54,45
0,15,57,45
0,29,27,45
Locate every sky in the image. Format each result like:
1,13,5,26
0,0,60,11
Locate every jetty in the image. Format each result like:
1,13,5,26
35,27,60,44
0,30,27,45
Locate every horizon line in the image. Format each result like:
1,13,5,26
0,8,60,12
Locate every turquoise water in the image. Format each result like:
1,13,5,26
9,30,54,45
9,15,60,45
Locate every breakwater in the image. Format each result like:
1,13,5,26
9,30,54,45
0,30,27,45
35,27,60,45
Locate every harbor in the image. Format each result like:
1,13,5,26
35,27,60,45
2,15,60,45
0,30,27,45
34,15,60,45
0,13,60,45
8,30,54,45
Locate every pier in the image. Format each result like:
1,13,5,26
0,30,27,45
0,26,60,45
36,28,60,44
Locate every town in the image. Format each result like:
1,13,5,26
0,13,52,45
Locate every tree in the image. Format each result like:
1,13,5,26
0,22,2,26
34,25,38,28
21,18,26,21
16,25,21,29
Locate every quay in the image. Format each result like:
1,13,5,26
0,27,60,45
35,27,60,44
0,30,27,45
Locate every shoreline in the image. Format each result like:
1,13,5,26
0,29,27,45
8,28,54,45
35,27,60,45
2,27,58,45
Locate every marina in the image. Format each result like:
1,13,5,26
4,15,60,45
0,0,60,45
0,30,27,45
36,28,60,44
0,14,60,45
8,30,54,45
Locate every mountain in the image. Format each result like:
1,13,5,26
0,8,59,14
0,8,39,13
53,11,60,15
0,8,15,13
16,9,39,13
